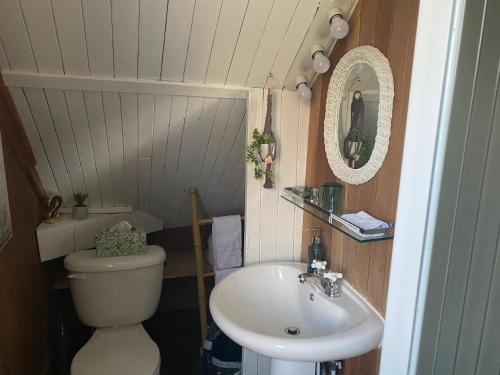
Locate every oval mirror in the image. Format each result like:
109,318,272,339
324,46,394,185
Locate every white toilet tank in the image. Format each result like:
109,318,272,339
64,245,166,328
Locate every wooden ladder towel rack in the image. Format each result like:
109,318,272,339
189,187,244,344
189,187,213,343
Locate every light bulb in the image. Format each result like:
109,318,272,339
312,51,330,74
297,82,312,103
330,15,349,39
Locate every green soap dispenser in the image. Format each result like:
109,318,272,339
306,228,324,273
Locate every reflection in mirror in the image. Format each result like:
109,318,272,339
338,63,379,169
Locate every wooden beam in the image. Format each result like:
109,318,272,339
1,70,249,99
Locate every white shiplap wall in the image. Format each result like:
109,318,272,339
10,86,246,227
0,0,323,88
243,88,310,374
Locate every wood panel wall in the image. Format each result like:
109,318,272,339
0,78,45,374
302,0,419,373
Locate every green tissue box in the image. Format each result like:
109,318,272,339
96,227,147,257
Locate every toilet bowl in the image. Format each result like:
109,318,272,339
64,245,166,375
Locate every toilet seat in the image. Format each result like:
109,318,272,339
71,324,160,375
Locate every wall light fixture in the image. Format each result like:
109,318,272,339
295,76,312,103
310,44,331,74
328,7,349,39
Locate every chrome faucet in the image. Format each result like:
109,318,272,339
299,260,343,298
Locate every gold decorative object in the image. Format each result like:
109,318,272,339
42,192,64,223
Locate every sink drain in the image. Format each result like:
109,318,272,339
284,326,301,336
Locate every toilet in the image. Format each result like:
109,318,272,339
64,245,166,375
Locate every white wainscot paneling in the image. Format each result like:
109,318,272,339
10,85,248,228
243,88,310,374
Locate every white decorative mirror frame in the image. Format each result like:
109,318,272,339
324,45,394,185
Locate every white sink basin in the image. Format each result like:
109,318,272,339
209,262,384,364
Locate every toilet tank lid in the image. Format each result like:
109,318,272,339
64,245,166,273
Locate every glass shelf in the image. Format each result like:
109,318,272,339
281,189,394,243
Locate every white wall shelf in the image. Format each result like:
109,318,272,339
36,210,163,262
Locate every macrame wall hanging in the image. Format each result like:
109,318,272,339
245,75,278,189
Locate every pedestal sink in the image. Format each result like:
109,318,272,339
209,262,384,375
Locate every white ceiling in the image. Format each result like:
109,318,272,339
0,0,311,87
0,0,357,89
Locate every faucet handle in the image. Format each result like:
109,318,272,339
311,260,327,274
324,271,343,282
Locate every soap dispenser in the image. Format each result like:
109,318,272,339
306,228,324,273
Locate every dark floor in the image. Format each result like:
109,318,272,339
144,307,202,374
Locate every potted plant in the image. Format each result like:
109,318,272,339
72,192,88,220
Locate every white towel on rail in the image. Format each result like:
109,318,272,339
212,215,242,270
215,267,239,284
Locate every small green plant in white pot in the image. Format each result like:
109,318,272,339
72,192,88,220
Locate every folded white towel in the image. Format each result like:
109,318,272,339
340,211,389,231
212,215,242,270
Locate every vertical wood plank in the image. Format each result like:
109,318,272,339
82,0,114,76
258,90,281,262
18,0,64,74
138,94,154,158
198,99,234,199
475,235,500,375
51,0,89,75
293,98,310,261
23,88,73,201
0,0,36,71
111,0,139,79
204,99,246,212
80,90,113,206
44,89,87,195
65,90,103,207
225,0,274,86
138,157,151,212
186,98,219,187
138,0,168,80
179,98,221,223
161,0,195,81
137,93,154,211
102,92,126,206
211,112,246,217
120,92,139,208
150,94,171,218
169,97,203,223
244,89,263,265
183,0,223,83
161,95,188,224
245,0,299,87
276,90,299,261
204,0,249,84
228,177,245,215
9,87,58,194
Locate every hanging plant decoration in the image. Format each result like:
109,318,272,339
245,129,272,179
245,87,277,189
